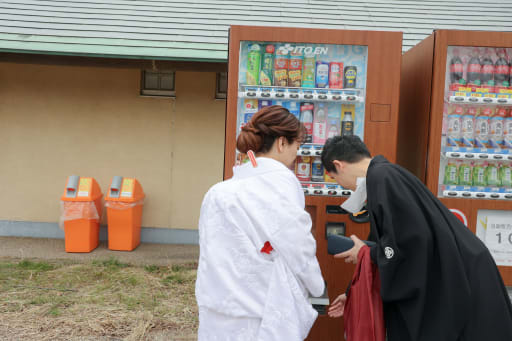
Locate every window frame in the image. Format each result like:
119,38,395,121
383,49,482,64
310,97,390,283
141,70,176,97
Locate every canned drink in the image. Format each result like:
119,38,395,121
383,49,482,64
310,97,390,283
311,157,324,182
444,161,458,185
295,156,311,182
315,61,329,88
329,62,344,89
343,66,357,88
472,162,487,187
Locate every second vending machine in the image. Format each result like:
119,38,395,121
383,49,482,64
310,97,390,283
398,30,512,289
225,26,402,340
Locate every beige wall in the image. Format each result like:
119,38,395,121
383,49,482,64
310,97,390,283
0,62,226,229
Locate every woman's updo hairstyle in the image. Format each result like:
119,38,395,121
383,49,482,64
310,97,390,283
237,105,305,154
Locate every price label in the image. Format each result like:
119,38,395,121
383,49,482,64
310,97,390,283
455,92,466,97
485,216,512,266
471,93,482,97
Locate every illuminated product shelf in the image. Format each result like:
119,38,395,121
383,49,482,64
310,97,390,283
239,85,365,103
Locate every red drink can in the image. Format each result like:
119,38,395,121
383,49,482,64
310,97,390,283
329,62,344,89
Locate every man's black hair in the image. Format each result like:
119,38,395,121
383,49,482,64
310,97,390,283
321,135,371,173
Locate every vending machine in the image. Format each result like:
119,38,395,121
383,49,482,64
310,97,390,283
225,25,402,340
398,30,512,287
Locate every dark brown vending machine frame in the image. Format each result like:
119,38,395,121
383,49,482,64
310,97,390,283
398,30,512,286
225,25,402,340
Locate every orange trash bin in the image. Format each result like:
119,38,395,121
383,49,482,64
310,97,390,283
60,176,103,253
105,176,145,251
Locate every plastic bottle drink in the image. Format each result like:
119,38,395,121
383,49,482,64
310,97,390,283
259,44,275,86
504,109,512,148
295,156,311,181
458,161,473,186
461,107,476,148
327,118,340,138
341,111,354,136
300,102,314,143
485,162,501,187
475,108,491,148
246,43,261,85
329,62,344,89
343,66,357,88
444,161,458,185
450,49,464,85
315,61,329,88
499,163,512,188
447,106,463,147
287,101,300,119
472,162,487,187
489,107,506,148
481,49,495,89
311,157,324,182
495,49,510,89
289,51,303,87
313,103,327,144
302,54,316,88
273,47,289,87
467,49,482,88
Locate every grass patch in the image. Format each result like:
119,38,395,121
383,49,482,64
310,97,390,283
163,273,186,285
17,259,55,271
0,258,198,339
92,257,129,269
144,265,160,273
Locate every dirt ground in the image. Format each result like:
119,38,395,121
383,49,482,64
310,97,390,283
0,237,199,340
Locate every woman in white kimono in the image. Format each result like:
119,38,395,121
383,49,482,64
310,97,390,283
195,105,325,341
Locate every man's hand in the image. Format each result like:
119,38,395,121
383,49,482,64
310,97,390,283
334,235,365,264
328,293,347,318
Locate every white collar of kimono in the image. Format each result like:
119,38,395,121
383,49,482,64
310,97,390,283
233,157,290,179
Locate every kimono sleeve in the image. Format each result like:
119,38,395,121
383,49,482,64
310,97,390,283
367,169,434,303
270,173,324,297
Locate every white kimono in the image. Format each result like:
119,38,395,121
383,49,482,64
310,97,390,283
195,157,325,341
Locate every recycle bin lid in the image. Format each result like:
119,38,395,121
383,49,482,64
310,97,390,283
60,177,103,202
105,177,145,202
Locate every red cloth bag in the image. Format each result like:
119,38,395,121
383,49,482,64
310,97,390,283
344,245,385,341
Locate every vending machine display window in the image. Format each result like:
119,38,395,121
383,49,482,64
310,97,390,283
236,41,368,196
439,46,512,201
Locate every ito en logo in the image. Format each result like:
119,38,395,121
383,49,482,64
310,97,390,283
278,44,328,55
